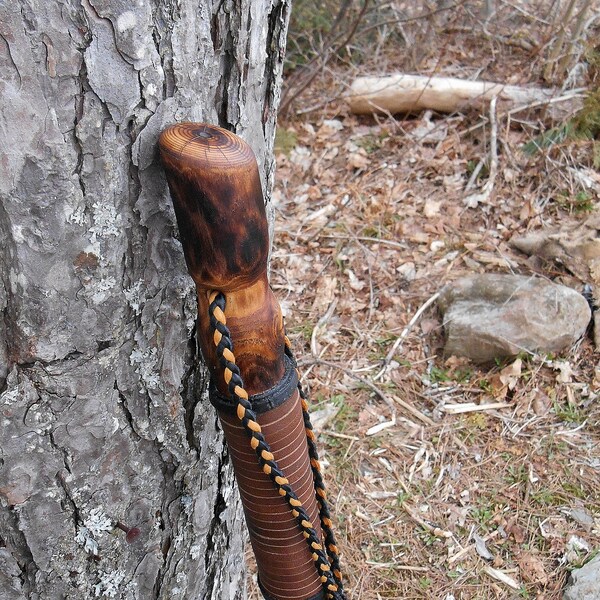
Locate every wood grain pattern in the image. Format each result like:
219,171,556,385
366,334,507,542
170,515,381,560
161,123,324,599
160,123,286,395
197,277,286,396
159,123,269,293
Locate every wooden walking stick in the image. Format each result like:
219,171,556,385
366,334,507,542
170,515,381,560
159,123,346,600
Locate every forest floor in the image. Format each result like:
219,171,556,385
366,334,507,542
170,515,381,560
249,5,599,599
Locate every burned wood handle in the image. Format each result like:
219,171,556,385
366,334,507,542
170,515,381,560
159,123,326,600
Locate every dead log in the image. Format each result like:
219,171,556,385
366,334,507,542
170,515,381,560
348,73,562,116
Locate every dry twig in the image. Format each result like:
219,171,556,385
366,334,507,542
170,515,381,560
375,292,441,381
402,504,452,538
442,401,512,414
464,95,498,208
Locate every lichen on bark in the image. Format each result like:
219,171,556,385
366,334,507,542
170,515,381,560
0,1,290,598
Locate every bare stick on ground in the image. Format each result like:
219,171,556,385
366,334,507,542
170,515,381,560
348,73,557,115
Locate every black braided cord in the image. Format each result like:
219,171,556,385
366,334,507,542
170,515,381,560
285,340,344,592
207,291,346,600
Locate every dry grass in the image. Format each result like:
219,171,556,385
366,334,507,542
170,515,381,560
248,2,600,598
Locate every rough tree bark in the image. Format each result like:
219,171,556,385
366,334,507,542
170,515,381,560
0,1,289,598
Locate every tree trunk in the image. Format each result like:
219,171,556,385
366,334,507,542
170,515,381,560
0,1,289,599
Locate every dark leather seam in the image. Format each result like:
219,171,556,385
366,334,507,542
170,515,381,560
209,354,298,415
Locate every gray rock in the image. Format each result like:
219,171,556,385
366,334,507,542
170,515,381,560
563,555,600,600
438,274,591,363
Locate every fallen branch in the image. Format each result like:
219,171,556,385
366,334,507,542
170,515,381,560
321,430,361,441
301,357,435,427
311,298,338,357
459,88,586,136
483,566,521,590
299,357,397,416
365,562,429,571
391,395,435,427
348,73,558,115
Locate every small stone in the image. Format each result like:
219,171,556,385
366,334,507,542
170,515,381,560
563,554,600,600
565,507,595,531
424,198,441,218
397,262,416,281
321,119,344,132
438,274,591,363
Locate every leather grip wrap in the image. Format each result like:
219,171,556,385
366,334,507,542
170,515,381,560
218,390,324,600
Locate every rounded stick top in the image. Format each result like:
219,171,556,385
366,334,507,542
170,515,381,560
159,123,256,172
159,123,269,292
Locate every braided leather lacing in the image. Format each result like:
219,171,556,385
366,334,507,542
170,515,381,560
285,339,344,591
208,290,346,599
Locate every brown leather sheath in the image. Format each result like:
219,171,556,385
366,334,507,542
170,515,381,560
218,389,324,600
